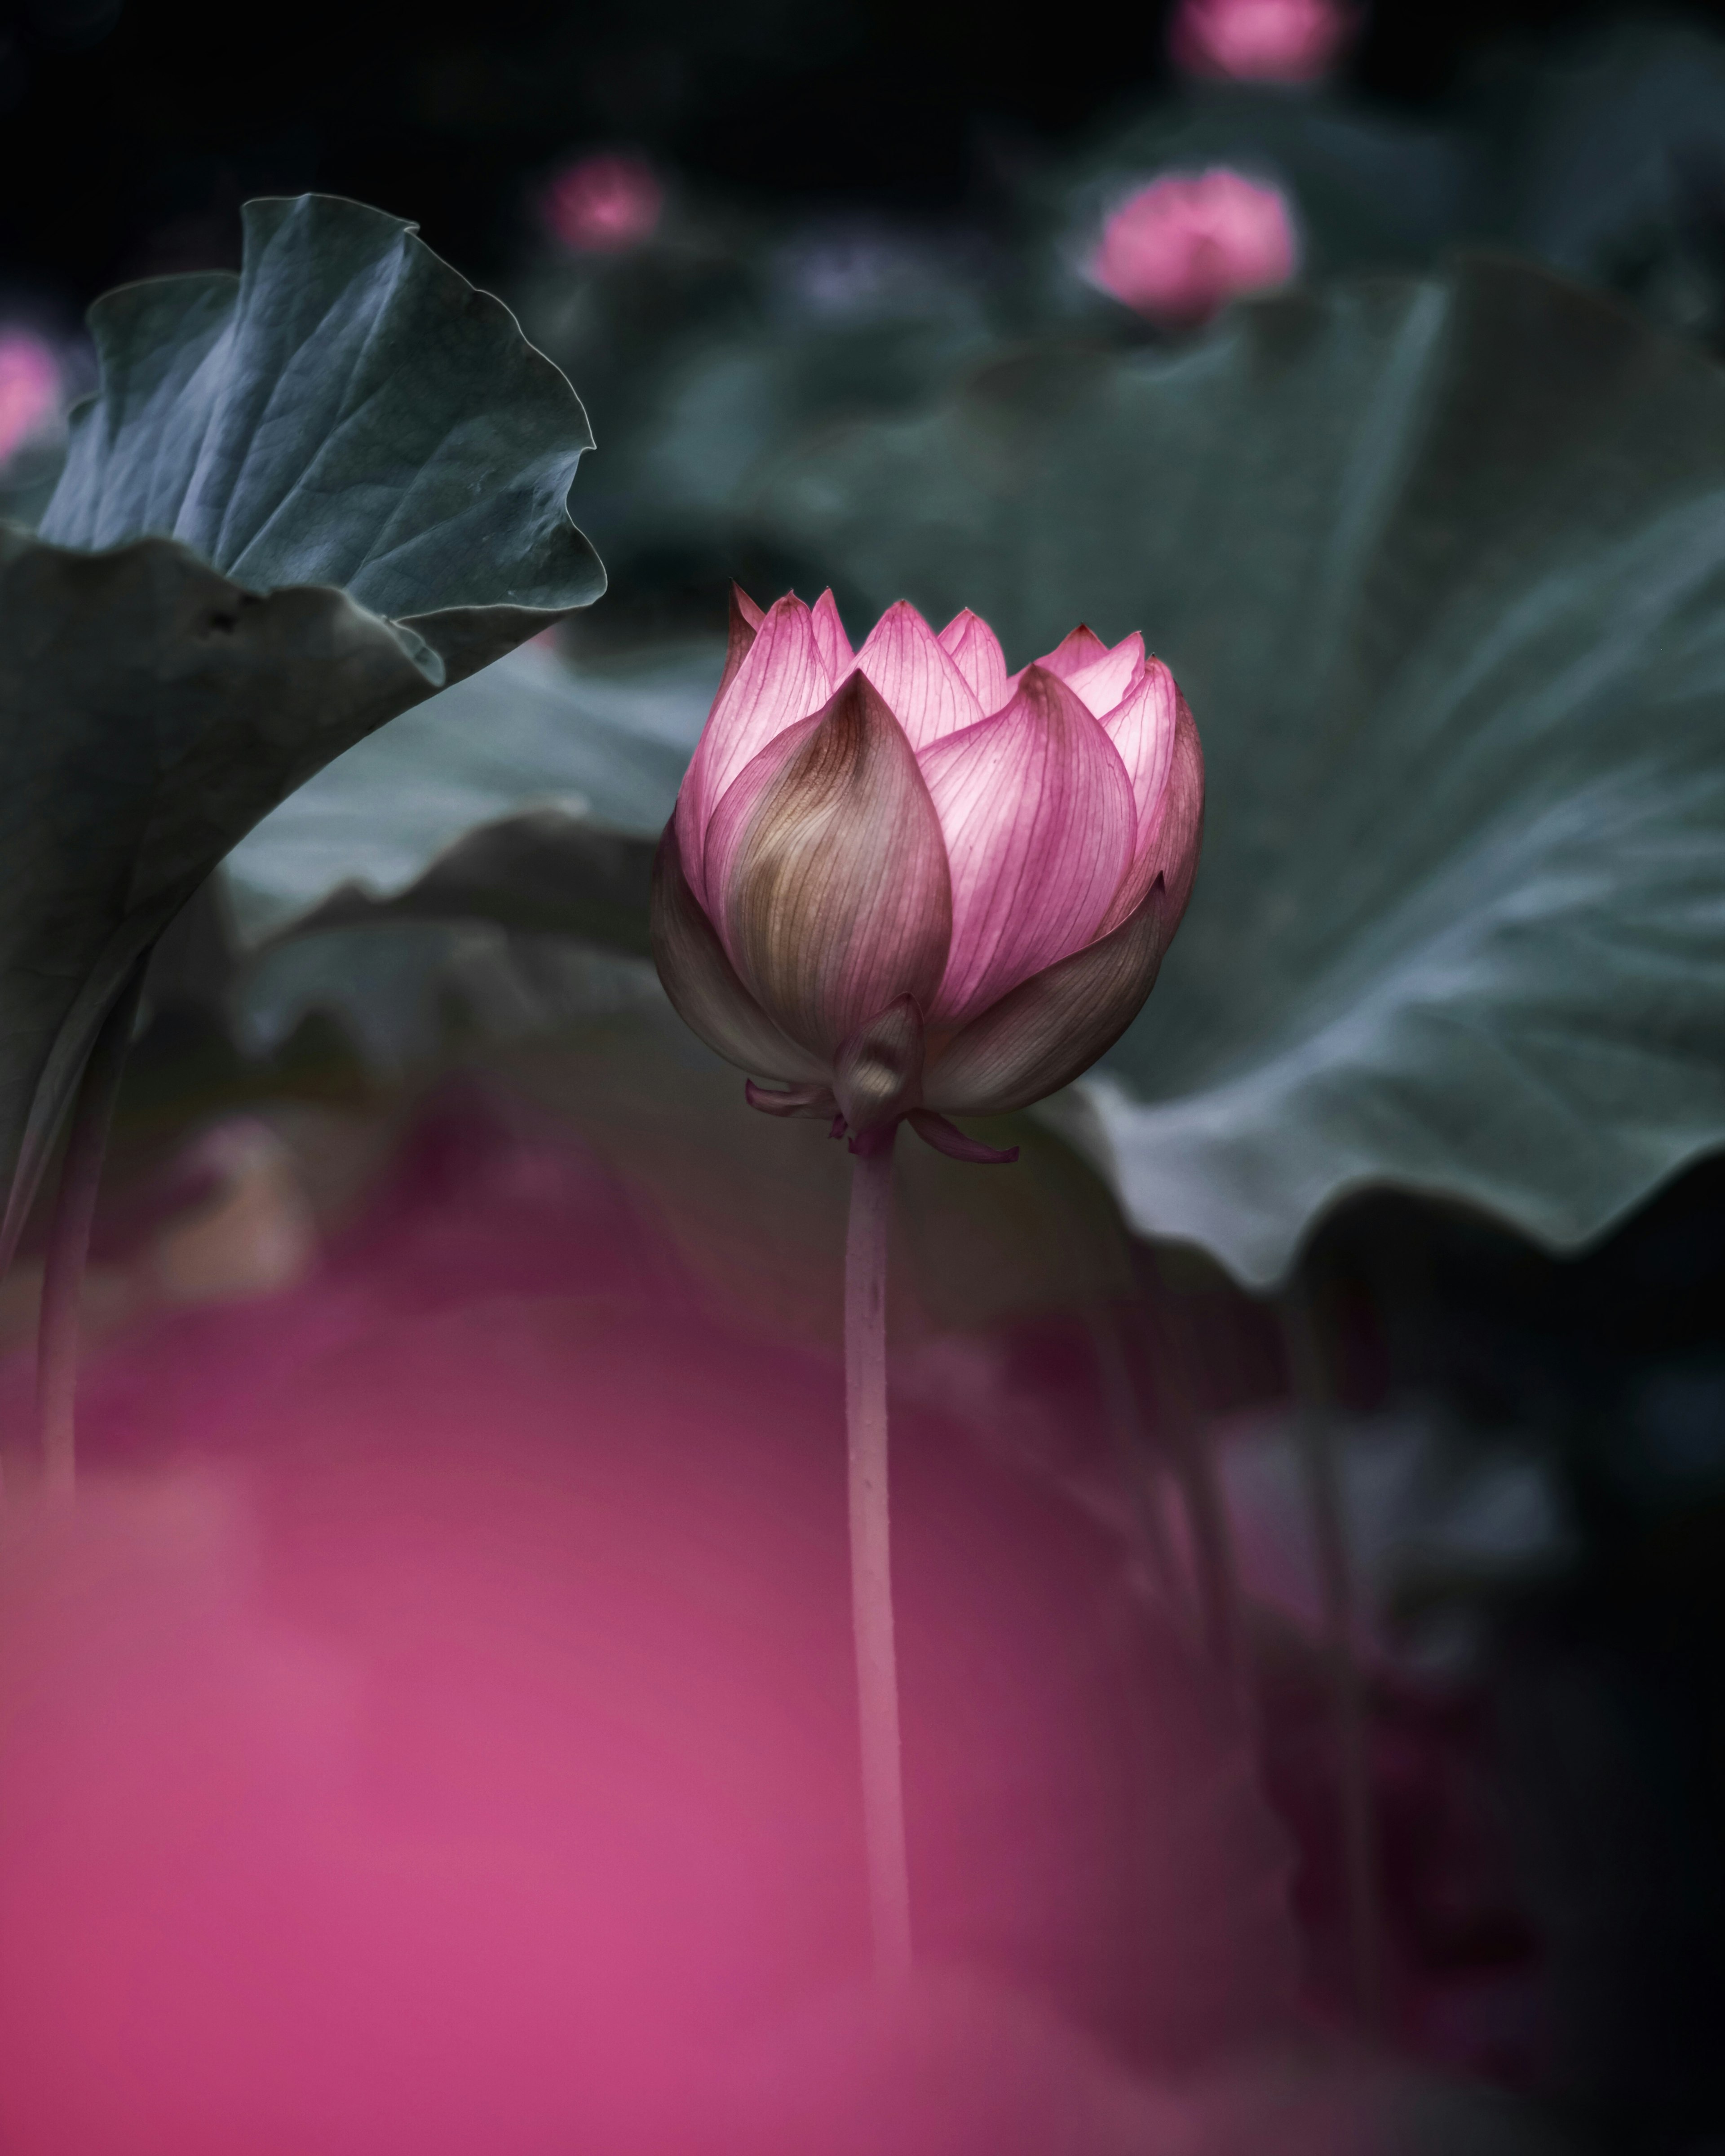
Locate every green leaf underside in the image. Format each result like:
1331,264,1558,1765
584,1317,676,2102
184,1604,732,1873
750,256,1725,1286
264,810,658,957
1,194,606,1264
225,637,717,944
0,533,438,1262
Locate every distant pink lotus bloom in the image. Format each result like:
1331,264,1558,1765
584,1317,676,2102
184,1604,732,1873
542,151,664,253
0,331,61,466
1171,0,1356,84
653,591,1203,1160
1091,169,1298,325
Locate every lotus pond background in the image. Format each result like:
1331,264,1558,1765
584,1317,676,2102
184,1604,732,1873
6,0,1725,2149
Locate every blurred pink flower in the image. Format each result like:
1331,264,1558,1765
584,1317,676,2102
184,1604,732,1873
0,331,61,465
1171,0,1356,84
0,1089,1302,2147
1091,169,1298,324
541,151,664,253
653,591,1203,1158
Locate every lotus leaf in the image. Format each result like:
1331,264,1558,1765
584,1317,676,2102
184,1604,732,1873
224,636,714,942
749,257,1725,1287
0,194,602,1262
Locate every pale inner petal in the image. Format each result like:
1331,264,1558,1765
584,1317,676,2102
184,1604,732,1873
1101,658,1183,926
1106,657,1181,848
918,668,1136,1024
855,599,985,749
1064,632,1146,718
1033,625,1110,680
811,588,853,679
938,609,1010,716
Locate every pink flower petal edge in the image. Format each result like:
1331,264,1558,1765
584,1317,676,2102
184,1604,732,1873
918,666,1137,1024
654,592,1203,1149
675,595,828,906
938,610,1010,716
705,674,952,1060
1101,658,1184,926
855,600,985,751
1064,633,1146,720
811,588,853,680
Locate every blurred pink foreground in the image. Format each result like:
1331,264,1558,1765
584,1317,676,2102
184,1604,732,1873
0,1086,1297,2154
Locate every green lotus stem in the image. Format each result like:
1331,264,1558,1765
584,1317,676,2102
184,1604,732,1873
844,1126,912,1981
1133,1268,1250,1695
1086,1303,1187,1624
37,967,146,1501
1283,1283,1383,2036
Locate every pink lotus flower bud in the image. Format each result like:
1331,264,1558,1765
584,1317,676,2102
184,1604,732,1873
542,152,664,254
1170,0,1356,85
0,330,62,467
1089,169,1299,325
652,592,1203,1163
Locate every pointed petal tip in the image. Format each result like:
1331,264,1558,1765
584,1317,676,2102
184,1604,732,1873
811,586,854,678
1036,624,1111,681
938,607,1011,714
856,598,986,749
708,671,952,1058
920,660,1136,1024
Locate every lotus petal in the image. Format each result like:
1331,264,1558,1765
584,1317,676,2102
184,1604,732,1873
811,587,853,680
854,598,985,749
708,674,952,1060
1035,626,1111,680
649,824,825,1084
715,583,764,702
1065,632,1146,719
924,880,1179,1118
673,595,825,902
938,609,1010,715
1103,664,1200,927
1138,693,1205,927
919,666,1136,1024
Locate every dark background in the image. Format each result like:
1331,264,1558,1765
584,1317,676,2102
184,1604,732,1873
3,0,1722,313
